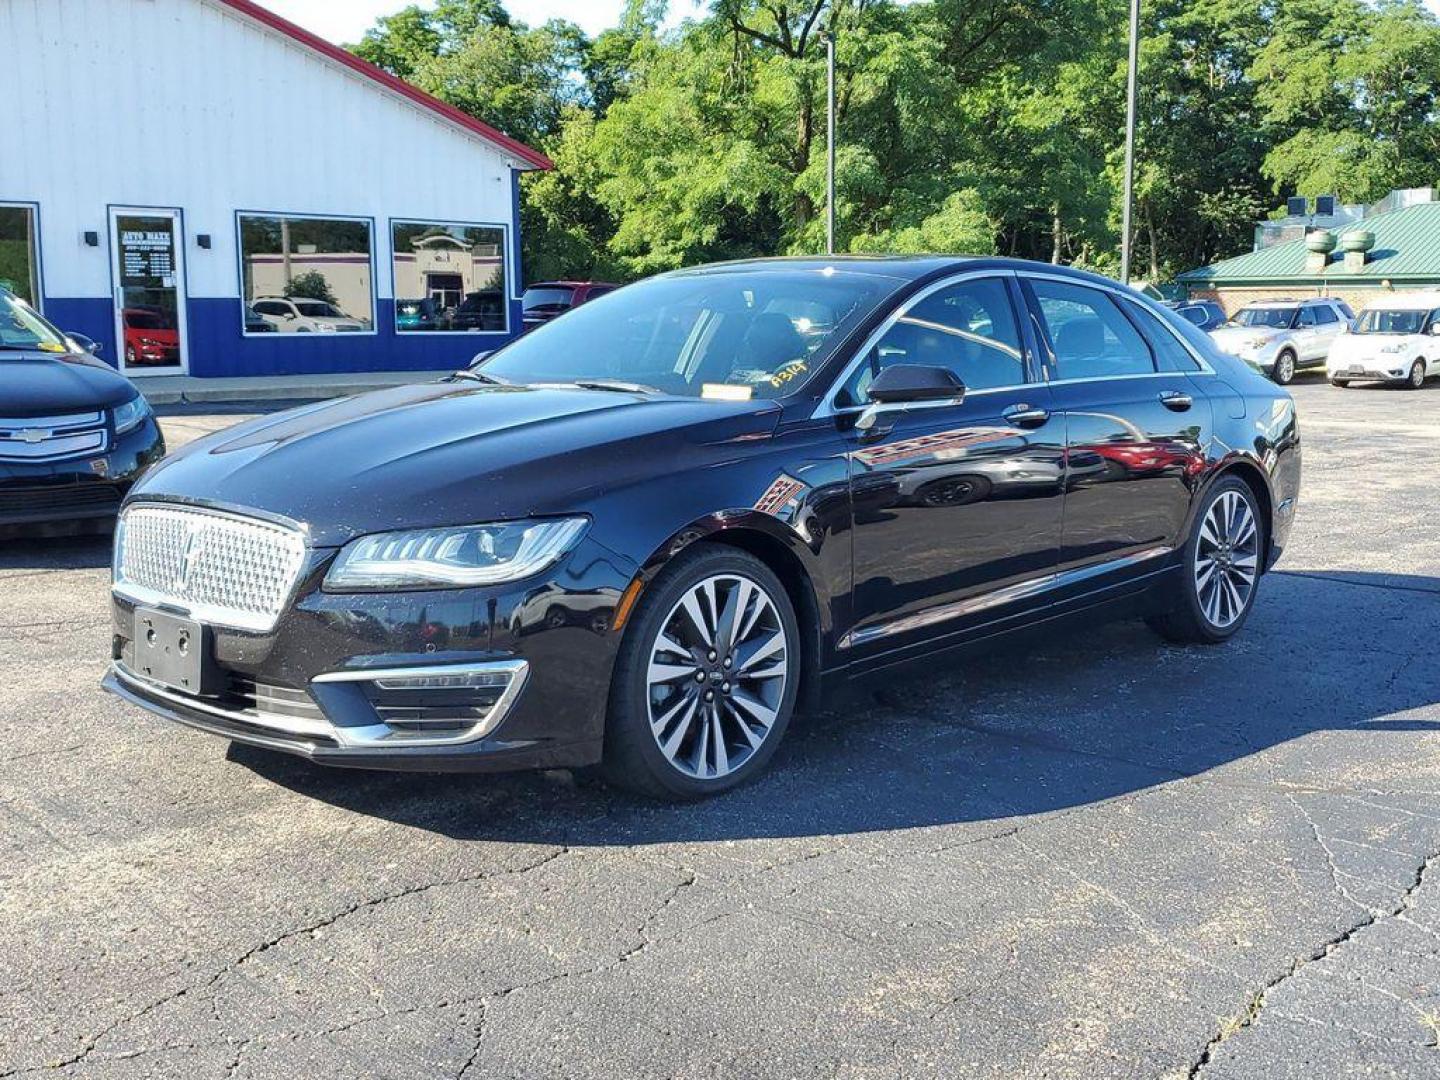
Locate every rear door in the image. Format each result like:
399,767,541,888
838,272,1066,654
1019,275,1212,581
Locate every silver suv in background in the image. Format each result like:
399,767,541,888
1208,298,1354,384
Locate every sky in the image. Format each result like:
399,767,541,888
262,0,708,43
265,0,1440,44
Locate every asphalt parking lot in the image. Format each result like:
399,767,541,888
3,378,1439,1079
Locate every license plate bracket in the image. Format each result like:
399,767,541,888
134,608,220,696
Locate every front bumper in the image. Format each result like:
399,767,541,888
1328,361,1411,383
102,536,634,772
0,419,164,528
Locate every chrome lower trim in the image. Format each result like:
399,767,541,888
840,545,1175,649
311,660,529,748
111,661,334,739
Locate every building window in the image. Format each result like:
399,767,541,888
0,204,40,307
391,221,508,333
238,213,375,336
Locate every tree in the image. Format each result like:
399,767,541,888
285,271,339,307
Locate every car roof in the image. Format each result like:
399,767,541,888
665,255,1142,290
1359,291,1440,311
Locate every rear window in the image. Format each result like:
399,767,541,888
523,287,577,312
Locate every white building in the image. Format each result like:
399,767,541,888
0,0,552,380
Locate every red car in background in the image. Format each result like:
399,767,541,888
521,281,618,332
121,308,179,366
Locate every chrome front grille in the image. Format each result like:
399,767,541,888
0,411,108,462
114,504,308,631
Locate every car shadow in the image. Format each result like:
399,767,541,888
229,568,1440,845
0,533,113,569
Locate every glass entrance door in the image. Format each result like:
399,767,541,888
111,208,187,374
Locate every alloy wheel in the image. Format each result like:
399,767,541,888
1193,490,1260,630
646,573,789,780
1410,361,1425,389
1275,352,1295,384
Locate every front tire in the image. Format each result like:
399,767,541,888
1146,477,1264,645
603,546,801,800
1409,360,1426,389
1272,350,1296,385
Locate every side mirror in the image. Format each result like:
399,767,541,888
66,332,101,355
1429,323,1440,336
857,364,965,432
284,312,296,320
866,364,966,405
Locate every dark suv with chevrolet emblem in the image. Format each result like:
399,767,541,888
0,288,165,532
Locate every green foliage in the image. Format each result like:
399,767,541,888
351,0,1440,285
284,272,339,306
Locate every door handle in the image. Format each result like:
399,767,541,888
1001,403,1050,428
1159,391,1192,412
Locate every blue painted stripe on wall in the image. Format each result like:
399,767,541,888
41,297,516,377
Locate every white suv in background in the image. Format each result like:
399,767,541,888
1328,292,1440,389
1208,298,1353,385
251,296,368,334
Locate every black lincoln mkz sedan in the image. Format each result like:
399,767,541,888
1,288,165,532
104,257,1299,800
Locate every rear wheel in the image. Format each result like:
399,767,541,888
1146,477,1263,645
604,546,800,800
1272,350,1296,385
1409,360,1426,389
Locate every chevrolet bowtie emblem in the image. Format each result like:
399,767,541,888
19,428,49,444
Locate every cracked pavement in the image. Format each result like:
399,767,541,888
2,379,1439,1078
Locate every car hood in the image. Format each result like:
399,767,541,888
131,381,783,546
1329,334,1412,359
0,353,139,415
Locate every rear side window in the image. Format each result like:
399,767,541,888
1123,300,1203,372
838,276,1026,405
1178,306,1206,326
1027,280,1155,381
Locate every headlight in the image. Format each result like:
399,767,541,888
112,395,153,434
325,518,589,590
318,323,338,332
1379,342,1406,354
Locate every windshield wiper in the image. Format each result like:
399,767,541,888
0,344,45,352
567,379,660,394
449,369,509,385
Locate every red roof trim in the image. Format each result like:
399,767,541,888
213,0,553,171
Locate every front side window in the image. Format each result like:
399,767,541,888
837,276,1025,406
1028,280,1155,381
481,268,895,400
393,222,507,333
1232,307,1297,329
1299,307,1318,327
1313,305,1338,325
1178,306,1206,326
0,205,40,306
239,214,375,335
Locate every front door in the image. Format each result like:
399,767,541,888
110,208,188,375
841,273,1066,654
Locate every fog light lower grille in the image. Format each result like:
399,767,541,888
311,661,528,747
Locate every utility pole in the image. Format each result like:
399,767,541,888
820,25,836,256
1119,0,1140,284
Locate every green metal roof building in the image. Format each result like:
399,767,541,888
1178,200,1440,313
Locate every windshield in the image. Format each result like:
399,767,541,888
125,310,169,330
481,269,896,400
1353,309,1426,335
295,301,341,318
1231,307,1297,329
0,290,70,353
523,287,576,312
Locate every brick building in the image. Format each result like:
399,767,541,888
1178,196,1440,316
